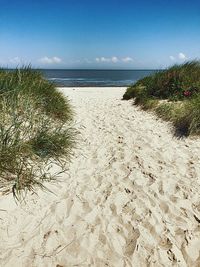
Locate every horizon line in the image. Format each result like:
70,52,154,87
3,68,162,71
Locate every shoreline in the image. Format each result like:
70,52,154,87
56,85,130,88
0,87,200,266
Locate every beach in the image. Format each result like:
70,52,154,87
0,87,200,266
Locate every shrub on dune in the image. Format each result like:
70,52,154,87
123,60,200,136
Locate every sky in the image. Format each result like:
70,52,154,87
0,0,200,69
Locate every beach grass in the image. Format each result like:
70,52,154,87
123,60,200,136
0,67,76,199
0,67,73,122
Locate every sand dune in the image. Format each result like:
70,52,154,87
0,87,200,267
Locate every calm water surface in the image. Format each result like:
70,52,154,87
41,69,157,87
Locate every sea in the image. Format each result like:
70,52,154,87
41,69,157,87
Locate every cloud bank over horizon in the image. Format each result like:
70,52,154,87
38,56,62,64
2,52,194,69
95,56,133,64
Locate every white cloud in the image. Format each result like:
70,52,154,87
122,57,133,63
96,57,110,63
178,52,187,60
169,53,187,61
101,57,110,62
111,56,119,63
38,56,62,64
9,57,21,64
96,56,132,63
169,56,175,61
53,57,62,63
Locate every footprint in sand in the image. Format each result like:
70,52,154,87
124,228,140,256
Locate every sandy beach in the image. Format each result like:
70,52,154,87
0,87,200,267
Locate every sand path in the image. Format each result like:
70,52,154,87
0,87,200,267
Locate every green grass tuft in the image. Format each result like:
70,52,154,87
0,67,73,122
0,67,76,199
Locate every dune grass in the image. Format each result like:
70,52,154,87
0,67,76,199
0,67,73,122
123,61,200,136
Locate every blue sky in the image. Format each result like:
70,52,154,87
0,0,200,69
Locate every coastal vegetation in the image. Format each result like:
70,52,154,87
123,61,200,136
0,67,76,199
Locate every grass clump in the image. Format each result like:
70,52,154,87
0,67,76,199
0,67,73,122
123,60,200,136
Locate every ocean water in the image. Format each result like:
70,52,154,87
41,69,157,87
